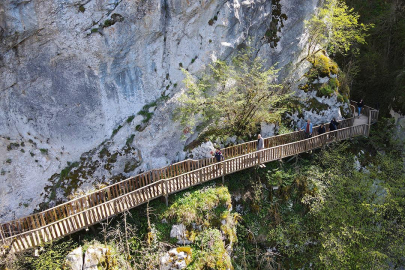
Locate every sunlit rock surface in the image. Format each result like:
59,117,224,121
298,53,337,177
0,0,323,221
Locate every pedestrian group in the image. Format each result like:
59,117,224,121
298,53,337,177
211,100,364,163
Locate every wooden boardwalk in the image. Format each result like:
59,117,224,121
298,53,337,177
0,102,378,254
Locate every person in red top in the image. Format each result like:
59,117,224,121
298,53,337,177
300,119,313,138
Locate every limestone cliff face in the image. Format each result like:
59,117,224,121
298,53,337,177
0,0,319,221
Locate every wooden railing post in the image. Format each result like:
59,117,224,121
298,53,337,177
164,180,168,207
221,162,225,184
367,112,371,137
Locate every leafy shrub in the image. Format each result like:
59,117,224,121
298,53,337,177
126,134,135,146
31,240,78,270
104,19,114,27
163,186,231,226
189,228,232,270
112,125,122,136
126,115,135,123
319,85,334,97
309,52,339,77
329,77,339,89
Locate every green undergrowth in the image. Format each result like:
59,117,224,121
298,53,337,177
6,239,79,270
231,119,405,269
188,228,233,270
5,120,404,269
163,186,231,226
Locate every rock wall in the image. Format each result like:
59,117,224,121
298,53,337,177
0,0,321,221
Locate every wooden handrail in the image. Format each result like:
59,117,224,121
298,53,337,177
0,114,356,237
0,102,377,253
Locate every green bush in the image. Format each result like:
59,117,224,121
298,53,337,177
189,228,232,270
29,240,78,270
309,52,339,77
126,115,135,123
164,186,231,226
104,19,114,27
329,77,339,89
112,125,122,136
319,85,334,97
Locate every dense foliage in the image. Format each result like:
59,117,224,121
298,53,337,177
174,49,289,141
232,119,405,269
335,0,405,114
304,0,371,60
3,120,404,270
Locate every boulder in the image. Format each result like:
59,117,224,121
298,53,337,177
170,224,191,245
160,247,191,270
64,247,83,270
191,141,215,159
83,246,108,270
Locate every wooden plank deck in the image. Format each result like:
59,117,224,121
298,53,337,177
0,103,378,254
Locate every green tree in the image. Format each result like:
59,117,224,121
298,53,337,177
174,50,289,140
304,0,372,60
341,0,405,114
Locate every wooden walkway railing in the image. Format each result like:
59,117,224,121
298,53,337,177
350,100,379,125
0,103,377,254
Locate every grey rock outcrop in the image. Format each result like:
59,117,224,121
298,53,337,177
160,248,191,270
83,246,109,270
170,223,191,245
65,246,84,270
0,0,321,221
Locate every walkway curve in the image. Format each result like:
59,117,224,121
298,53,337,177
0,101,378,254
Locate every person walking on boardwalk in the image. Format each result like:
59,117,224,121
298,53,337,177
257,134,264,151
213,148,224,162
212,148,224,176
318,123,326,135
301,119,313,138
257,134,265,168
329,118,339,131
357,99,364,118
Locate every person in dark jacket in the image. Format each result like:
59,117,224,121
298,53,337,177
357,99,364,118
330,118,339,131
318,124,326,135
214,148,224,162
